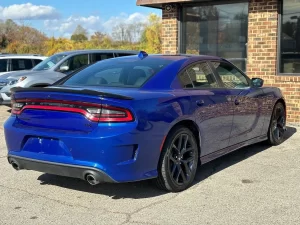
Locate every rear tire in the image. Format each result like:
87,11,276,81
267,102,286,145
155,126,199,192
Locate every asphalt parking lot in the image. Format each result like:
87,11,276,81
0,105,299,225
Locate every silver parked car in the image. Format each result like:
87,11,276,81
0,49,138,105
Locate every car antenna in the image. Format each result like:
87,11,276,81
138,51,148,60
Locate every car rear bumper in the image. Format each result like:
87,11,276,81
4,115,163,182
7,155,116,183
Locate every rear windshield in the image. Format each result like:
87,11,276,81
62,57,174,87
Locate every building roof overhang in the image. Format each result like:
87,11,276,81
136,0,215,9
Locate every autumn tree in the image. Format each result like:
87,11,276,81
140,14,162,53
1,13,162,56
71,25,88,42
112,23,128,43
1,19,48,54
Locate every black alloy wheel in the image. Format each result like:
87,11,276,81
156,126,199,192
268,102,286,145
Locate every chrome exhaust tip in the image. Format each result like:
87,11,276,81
86,174,100,186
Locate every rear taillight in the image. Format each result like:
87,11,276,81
11,99,134,123
11,102,25,115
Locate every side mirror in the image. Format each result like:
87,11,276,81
251,78,264,87
59,65,69,72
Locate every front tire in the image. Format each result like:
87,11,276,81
156,126,199,192
268,102,286,145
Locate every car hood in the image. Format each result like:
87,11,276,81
0,70,60,80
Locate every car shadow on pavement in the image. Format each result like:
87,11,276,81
193,126,297,184
37,126,297,199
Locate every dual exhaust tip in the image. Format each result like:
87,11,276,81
9,159,102,186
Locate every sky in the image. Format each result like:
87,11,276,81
0,0,161,37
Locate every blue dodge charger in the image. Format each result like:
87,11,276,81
4,52,286,192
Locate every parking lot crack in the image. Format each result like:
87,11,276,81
120,194,178,225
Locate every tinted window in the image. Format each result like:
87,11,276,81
116,53,136,57
0,59,8,72
11,59,33,71
33,54,67,71
181,3,248,59
280,0,300,73
58,54,88,73
213,62,249,88
227,58,246,72
179,62,219,88
33,59,43,66
91,53,114,63
63,57,173,87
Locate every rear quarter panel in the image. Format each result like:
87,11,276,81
260,86,285,135
120,90,194,177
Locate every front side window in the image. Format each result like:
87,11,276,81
181,2,248,67
213,62,249,88
11,59,33,71
280,0,300,74
0,59,8,72
179,62,219,88
58,54,88,73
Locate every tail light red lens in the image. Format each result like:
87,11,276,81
11,99,134,123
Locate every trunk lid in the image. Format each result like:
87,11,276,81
11,87,134,133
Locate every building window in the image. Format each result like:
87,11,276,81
280,0,300,74
181,2,248,72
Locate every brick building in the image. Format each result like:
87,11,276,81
137,0,300,124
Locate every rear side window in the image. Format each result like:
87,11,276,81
179,62,219,88
91,53,114,63
0,59,8,72
11,59,33,71
33,59,43,66
63,57,173,87
116,53,136,57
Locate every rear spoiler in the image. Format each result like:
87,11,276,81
10,87,133,100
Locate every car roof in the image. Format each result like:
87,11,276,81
114,54,224,61
0,55,47,59
55,49,139,56
0,53,45,57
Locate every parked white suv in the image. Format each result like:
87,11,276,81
0,54,47,76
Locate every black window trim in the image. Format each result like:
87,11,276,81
8,59,12,72
208,60,251,89
178,0,249,54
277,0,300,76
177,60,223,90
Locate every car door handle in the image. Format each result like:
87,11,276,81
196,100,205,106
234,99,240,105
